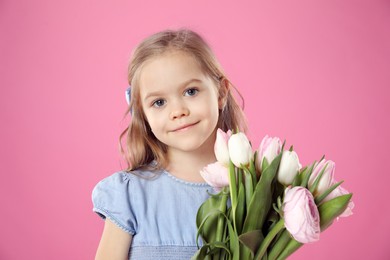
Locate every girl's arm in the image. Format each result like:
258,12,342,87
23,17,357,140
95,219,132,260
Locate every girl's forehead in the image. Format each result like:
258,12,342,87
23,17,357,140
142,50,201,74
138,51,209,92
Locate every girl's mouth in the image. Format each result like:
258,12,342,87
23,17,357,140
172,122,199,132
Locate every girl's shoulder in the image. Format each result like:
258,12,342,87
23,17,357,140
92,168,160,194
91,168,161,235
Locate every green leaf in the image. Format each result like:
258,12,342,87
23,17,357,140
261,157,269,173
242,148,283,234
244,168,254,212
214,190,229,256
315,180,344,205
300,166,308,174
250,154,258,185
319,193,353,231
196,209,221,248
238,230,264,255
254,219,285,260
207,241,231,257
309,162,329,194
267,230,291,260
191,245,211,260
276,239,302,260
291,171,301,187
196,194,224,245
235,181,246,234
300,162,315,188
240,244,253,259
227,216,240,260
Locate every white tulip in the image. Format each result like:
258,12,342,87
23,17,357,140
277,150,302,186
228,132,253,168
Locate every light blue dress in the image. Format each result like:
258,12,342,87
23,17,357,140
92,167,212,259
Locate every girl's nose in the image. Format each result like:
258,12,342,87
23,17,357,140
169,103,190,120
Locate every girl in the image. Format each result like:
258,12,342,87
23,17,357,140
92,29,247,259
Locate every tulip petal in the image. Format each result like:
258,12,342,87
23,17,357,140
228,133,253,168
256,135,282,172
308,159,335,195
200,162,229,191
214,129,231,167
283,187,320,243
277,150,301,186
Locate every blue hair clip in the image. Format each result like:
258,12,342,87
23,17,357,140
125,86,131,105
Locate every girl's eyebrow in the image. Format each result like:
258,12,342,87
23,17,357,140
143,78,202,102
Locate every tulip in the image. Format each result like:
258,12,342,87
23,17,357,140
200,162,229,191
256,135,282,170
214,129,232,167
228,132,253,168
308,159,335,196
283,186,320,243
277,150,302,186
322,185,354,218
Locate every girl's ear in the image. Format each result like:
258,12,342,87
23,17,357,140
218,78,230,109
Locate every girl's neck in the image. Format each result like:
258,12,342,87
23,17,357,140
166,134,217,183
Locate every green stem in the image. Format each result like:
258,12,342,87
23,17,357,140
216,189,228,242
249,159,257,187
267,230,290,260
244,170,253,212
213,191,228,260
276,239,302,260
229,160,238,232
255,219,285,260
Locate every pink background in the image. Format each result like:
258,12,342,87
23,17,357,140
1,0,389,259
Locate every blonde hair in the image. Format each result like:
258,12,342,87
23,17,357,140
120,28,247,171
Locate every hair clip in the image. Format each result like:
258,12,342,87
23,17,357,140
125,86,131,105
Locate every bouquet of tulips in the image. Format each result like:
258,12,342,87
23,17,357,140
192,129,354,260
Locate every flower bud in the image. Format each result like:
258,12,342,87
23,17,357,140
277,150,302,186
283,186,320,243
256,135,282,171
200,162,229,191
308,159,335,196
214,129,232,167
228,132,253,168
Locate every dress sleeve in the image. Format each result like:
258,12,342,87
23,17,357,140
92,172,136,235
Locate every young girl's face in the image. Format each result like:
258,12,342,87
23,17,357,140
138,50,221,155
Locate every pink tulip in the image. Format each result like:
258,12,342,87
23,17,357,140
256,135,282,171
323,185,354,218
214,129,232,167
200,162,230,191
283,186,320,243
308,159,335,196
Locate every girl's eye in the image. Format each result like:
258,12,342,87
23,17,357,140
184,88,199,96
152,99,166,108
